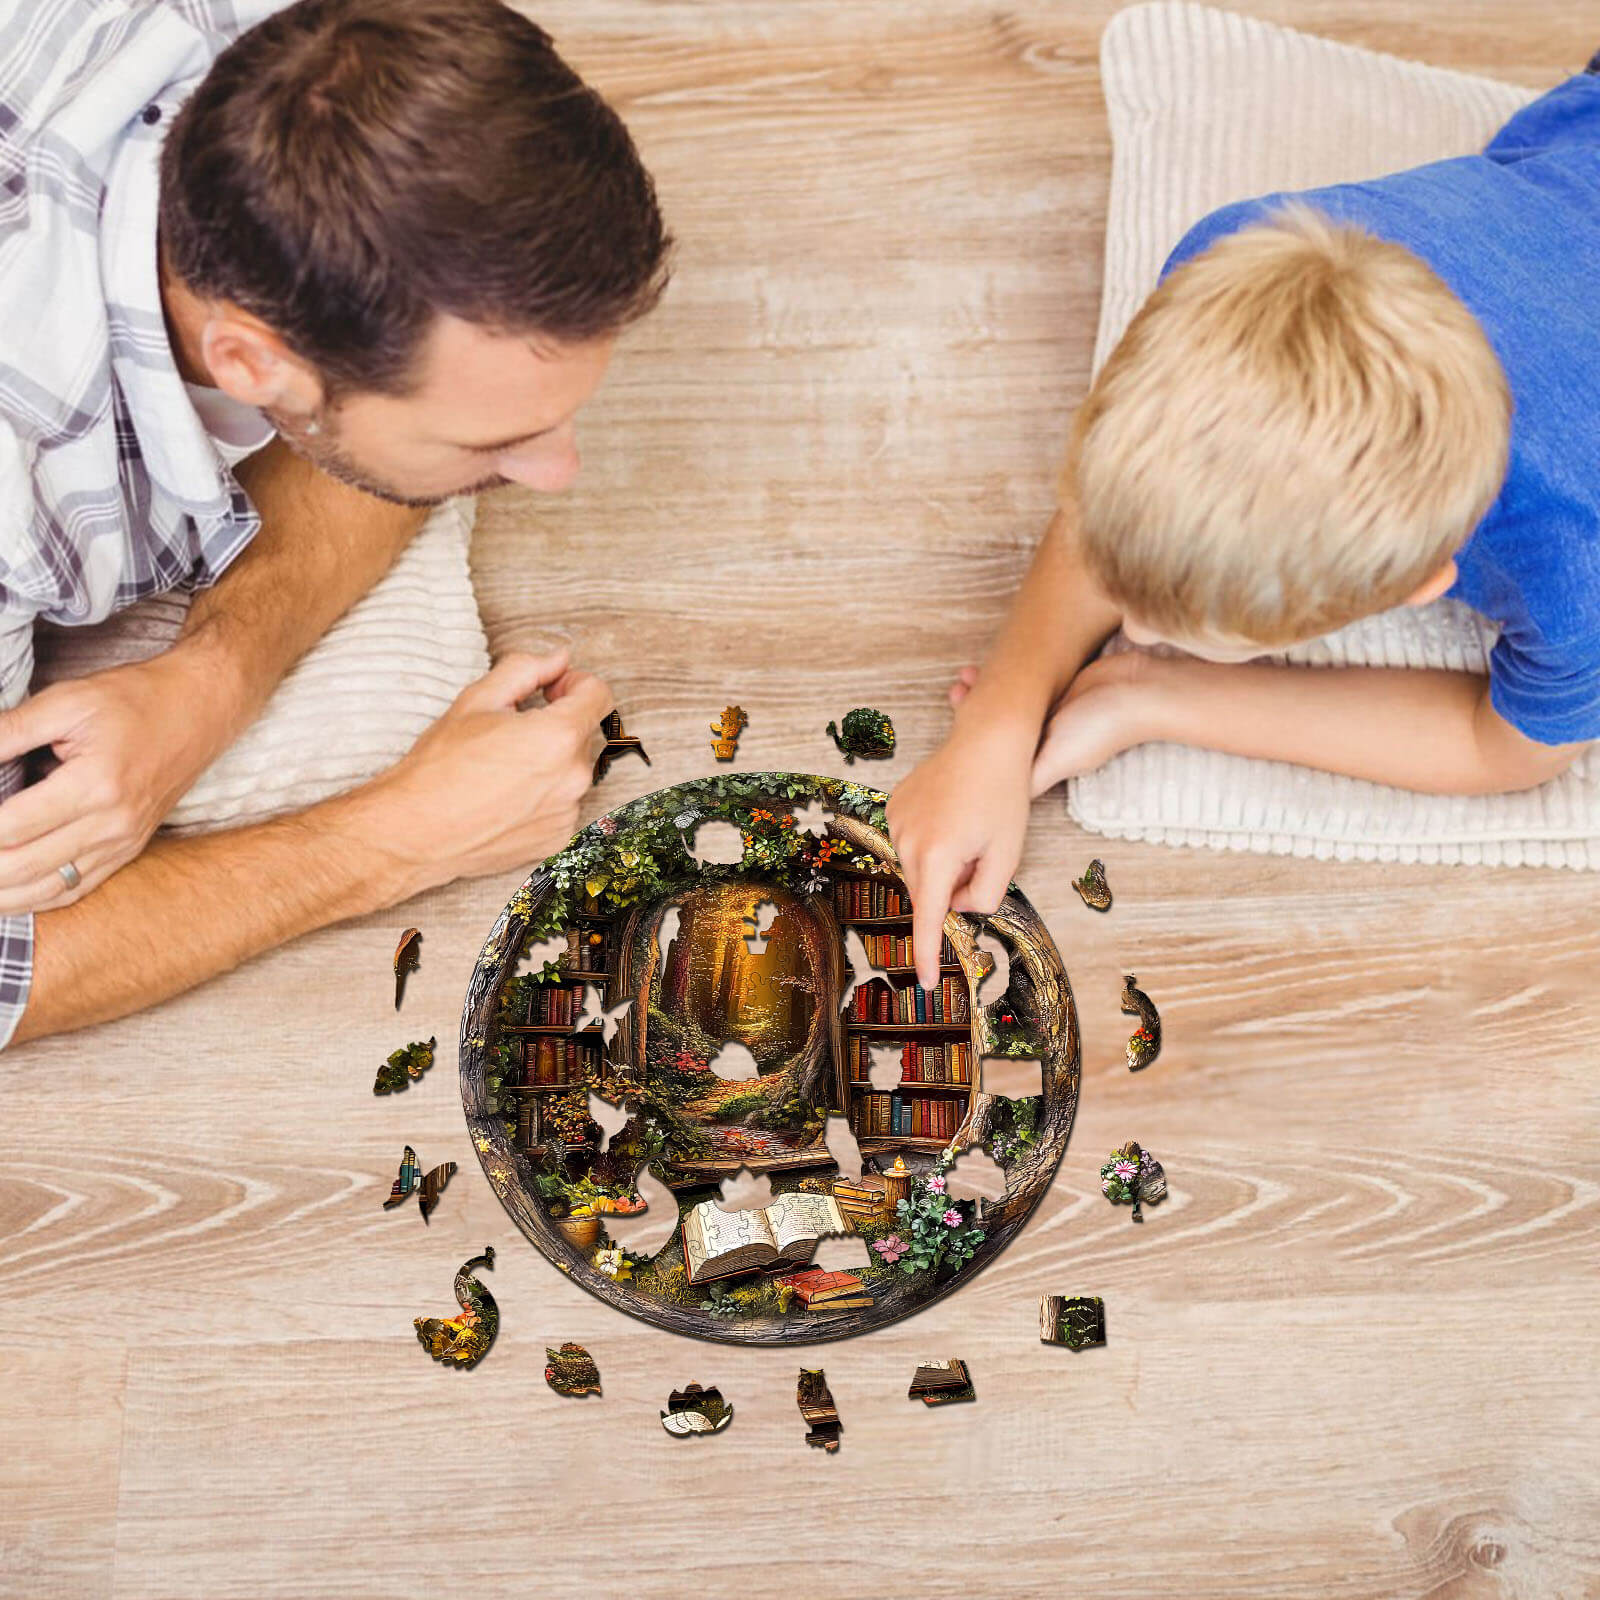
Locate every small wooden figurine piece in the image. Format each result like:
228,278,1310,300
798,1368,842,1451
1120,974,1161,1071
1039,1294,1105,1350
826,707,895,763
660,1382,732,1436
909,1358,975,1406
593,709,652,783
710,705,748,761
1072,859,1112,912
414,1247,498,1368
545,1342,602,1398
393,927,421,1008
374,1035,436,1095
1099,1141,1166,1222
384,1145,456,1223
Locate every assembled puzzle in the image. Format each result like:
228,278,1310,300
459,773,1080,1345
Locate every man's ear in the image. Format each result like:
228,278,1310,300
1403,558,1458,608
199,310,322,417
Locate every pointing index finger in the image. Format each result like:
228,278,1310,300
909,851,964,992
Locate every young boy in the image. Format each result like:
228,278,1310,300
890,66,1600,985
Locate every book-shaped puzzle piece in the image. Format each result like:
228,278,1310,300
1100,1140,1166,1222
680,1192,847,1286
661,1383,732,1436
415,1247,498,1368
393,927,421,1009
1120,974,1161,1071
797,1368,841,1451
1072,858,1112,912
374,1035,436,1095
545,1342,601,1397
1039,1294,1105,1351
909,1358,975,1406
774,1267,872,1312
593,709,651,783
383,1145,456,1222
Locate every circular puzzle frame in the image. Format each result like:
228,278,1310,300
459,772,1080,1345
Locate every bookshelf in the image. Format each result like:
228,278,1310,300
830,864,980,1153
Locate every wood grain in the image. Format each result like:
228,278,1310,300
3,3,1599,1596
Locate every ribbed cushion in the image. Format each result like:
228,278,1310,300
30,496,490,834
1069,3,1599,869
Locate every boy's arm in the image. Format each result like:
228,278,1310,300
887,501,1122,987
7,651,610,1044
0,440,424,906
1032,653,1585,797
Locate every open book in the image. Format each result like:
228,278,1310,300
681,1192,847,1285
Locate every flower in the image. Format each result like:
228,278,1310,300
942,1208,962,1227
544,1365,556,1383
926,1173,946,1194
873,1235,907,1263
1113,1160,1138,1181
597,816,619,836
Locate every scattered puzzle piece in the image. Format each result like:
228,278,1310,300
384,1145,456,1222
393,927,421,1008
545,1342,602,1397
710,705,748,761
826,706,895,763
593,709,651,783
374,1035,436,1095
661,1383,732,1435
909,1358,975,1405
1072,858,1112,912
798,1368,842,1451
1120,975,1161,1071
1039,1294,1105,1350
1100,1141,1166,1222
415,1247,498,1368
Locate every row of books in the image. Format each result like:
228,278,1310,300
857,932,956,969
563,926,609,974
522,985,585,1026
847,977,970,1025
851,1091,962,1140
846,1036,973,1085
522,1035,595,1085
831,877,908,921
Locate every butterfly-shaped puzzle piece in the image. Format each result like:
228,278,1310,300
384,1145,457,1222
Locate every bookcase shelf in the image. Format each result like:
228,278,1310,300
500,1023,605,1036
511,1082,587,1096
858,1136,953,1154
838,913,913,927
850,1079,971,1094
846,1022,971,1034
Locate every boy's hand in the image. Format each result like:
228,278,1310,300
1028,653,1154,795
886,719,1036,990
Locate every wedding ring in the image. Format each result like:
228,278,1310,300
58,861,81,891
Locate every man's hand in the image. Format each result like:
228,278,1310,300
0,644,247,913
354,647,614,897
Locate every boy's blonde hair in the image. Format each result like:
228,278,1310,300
1066,204,1511,645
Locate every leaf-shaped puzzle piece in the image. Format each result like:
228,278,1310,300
393,927,421,1009
545,1342,601,1397
1072,858,1112,912
1120,975,1161,1071
384,1145,457,1222
660,1382,732,1436
374,1036,436,1095
415,1247,498,1368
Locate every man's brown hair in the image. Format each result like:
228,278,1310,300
160,0,671,395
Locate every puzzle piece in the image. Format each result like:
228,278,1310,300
593,709,651,783
414,1247,498,1368
1039,1294,1105,1350
373,1036,436,1095
825,707,895,764
383,1145,456,1222
545,1342,601,1397
1100,1141,1167,1222
1120,974,1162,1071
661,1383,732,1436
909,1358,975,1406
710,705,748,761
1073,858,1113,911
393,927,421,1010
798,1368,842,1451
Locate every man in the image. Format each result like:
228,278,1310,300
0,0,670,1046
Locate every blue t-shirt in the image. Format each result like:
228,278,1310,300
1161,73,1600,746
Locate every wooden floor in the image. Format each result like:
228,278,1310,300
5,4,1600,1596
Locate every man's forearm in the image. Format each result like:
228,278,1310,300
177,439,425,732
12,786,420,1042
1134,658,1582,793
956,501,1122,743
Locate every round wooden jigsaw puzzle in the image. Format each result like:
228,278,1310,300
459,772,1080,1344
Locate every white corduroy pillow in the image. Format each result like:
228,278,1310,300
1068,2,1600,869
30,495,490,834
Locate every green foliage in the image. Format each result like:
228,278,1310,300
713,1087,770,1121
893,1156,986,1278
700,1282,741,1319
988,1094,1040,1164
373,1036,436,1095
826,707,896,762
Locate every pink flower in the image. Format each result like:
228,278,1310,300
1113,1160,1137,1181
873,1235,907,1263
926,1174,946,1194
942,1208,962,1227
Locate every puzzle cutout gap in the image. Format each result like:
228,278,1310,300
602,1164,679,1256
864,1041,904,1091
716,1166,775,1213
685,819,745,864
587,1091,631,1154
707,1039,760,1082
812,1235,871,1271
980,1055,1043,1099
741,900,779,954
571,983,633,1044
943,1147,1006,1203
822,1113,863,1180
974,930,1010,1006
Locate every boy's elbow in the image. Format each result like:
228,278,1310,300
1473,700,1587,792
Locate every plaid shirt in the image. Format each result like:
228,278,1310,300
0,0,283,1047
